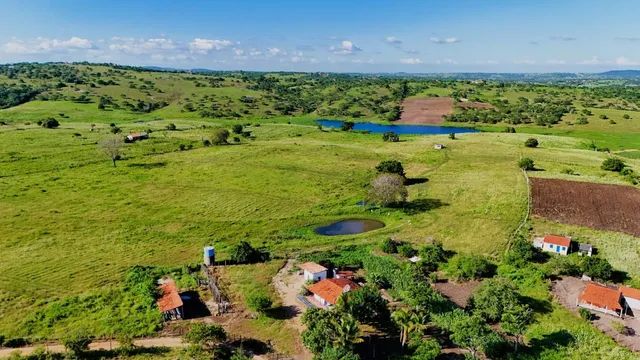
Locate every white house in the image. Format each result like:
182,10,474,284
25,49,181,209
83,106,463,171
299,262,328,282
534,235,571,256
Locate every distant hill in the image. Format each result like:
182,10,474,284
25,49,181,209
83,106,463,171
597,70,640,79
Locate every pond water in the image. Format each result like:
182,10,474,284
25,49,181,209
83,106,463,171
317,119,479,135
315,219,385,236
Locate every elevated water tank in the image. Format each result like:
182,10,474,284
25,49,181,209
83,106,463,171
204,246,215,266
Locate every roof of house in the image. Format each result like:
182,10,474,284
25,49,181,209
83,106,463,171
579,243,593,250
299,262,328,274
335,270,356,279
543,235,571,247
578,282,622,311
620,286,640,301
308,278,359,305
157,279,183,312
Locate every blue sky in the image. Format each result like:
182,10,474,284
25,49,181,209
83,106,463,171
0,0,639,72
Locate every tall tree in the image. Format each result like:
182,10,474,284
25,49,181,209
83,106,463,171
100,136,123,167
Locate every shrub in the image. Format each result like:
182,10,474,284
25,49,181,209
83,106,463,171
202,139,211,146
448,133,456,140
341,121,355,131
380,238,398,254
165,123,177,130
382,131,399,142
211,128,230,145
518,157,535,171
40,117,59,129
3,338,28,348
601,158,625,172
398,244,417,258
561,168,577,175
418,242,448,271
232,124,243,134
229,241,269,264
581,256,613,281
336,285,390,325
183,323,226,349
445,254,494,281
470,278,520,322
375,160,405,177
110,126,121,134
599,114,608,120
611,321,626,334
623,114,631,119
579,308,593,321
524,138,539,148
410,338,441,360
247,294,272,314
62,333,92,357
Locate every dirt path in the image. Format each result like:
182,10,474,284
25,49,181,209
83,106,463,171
272,259,312,360
0,337,186,358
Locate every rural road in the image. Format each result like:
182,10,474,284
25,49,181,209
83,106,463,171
0,336,185,358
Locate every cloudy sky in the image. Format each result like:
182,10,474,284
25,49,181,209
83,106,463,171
1,0,639,73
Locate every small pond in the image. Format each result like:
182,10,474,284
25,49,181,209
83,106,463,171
315,219,385,236
317,119,479,135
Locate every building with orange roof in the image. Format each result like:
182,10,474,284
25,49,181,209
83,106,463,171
578,282,623,317
307,278,359,307
620,286,640,316
157,278,184,321
540,235,572,256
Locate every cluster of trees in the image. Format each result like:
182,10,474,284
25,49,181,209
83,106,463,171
229,241,270,264
0,84,40,109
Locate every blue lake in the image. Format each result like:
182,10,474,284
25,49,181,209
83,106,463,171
317,119,479,135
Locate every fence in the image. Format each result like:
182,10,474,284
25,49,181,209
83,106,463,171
201,264,230,315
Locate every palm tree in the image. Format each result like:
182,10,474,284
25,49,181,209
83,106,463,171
332,314,362,349
392,308,411,347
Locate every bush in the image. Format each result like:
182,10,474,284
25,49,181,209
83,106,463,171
341,121,355,131
375,160,405,177
40,117,59,129
611,321,626,334
524,138,539,148
380,238,398,254
418,242,448,271
62,333,92,356
398,244,417,258
448,133,456,140
409,337,440,360
336,285,390,325
247,293,272,313
3,338,28,348
382,131,399,142
183,323,226,349
579,308,593,321
601,158,625,172
166,123,177,130
229,241,269,264
581,256,613,281
445,254,494,281
518,157,535,170
232,124,243,134
211,128,230,145
470,278,520,322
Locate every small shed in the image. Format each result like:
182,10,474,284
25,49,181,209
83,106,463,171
299,262,328,282
157,279,184,321
578,243,593,257
125,132,149,143
434,144,446,150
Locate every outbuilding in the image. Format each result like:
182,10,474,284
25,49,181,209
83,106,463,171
537,235,571,256
157,278,184,321
308,278,359,308
299,262,328,282
577,282,623,317
125,132,149,143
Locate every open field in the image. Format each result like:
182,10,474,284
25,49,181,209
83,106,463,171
531,178,640,237
397,97,453,124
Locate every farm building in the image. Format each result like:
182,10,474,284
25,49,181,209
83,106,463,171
157,279,184,321
577,282,623,317
334,269,356,280
620,286,640,316
125,132,149,143
434,144,445,150
299,262,328,282
578,243,593,257
534,235,571,256
308,278,359,308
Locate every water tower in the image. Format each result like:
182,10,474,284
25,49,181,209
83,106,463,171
203,246,215,266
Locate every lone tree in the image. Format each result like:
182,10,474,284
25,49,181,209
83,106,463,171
382,131,400,142
501,303,533,352
341,121,355,131
232,124,244,134
40,117,60,129
524,138,539,148
183,323,227,351
518,157,535,171
368,173,408,206
211,128,230,145
247,293,273,314
601,158,625,172
100,136,124,167
376,160,405,177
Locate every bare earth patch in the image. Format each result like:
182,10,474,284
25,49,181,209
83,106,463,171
433,279,480,308
397,97,454,124
457,101,494,110
531,178,640,237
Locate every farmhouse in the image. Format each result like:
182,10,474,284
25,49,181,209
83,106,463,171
577,282,623,317
299,262,328,282
308,278,359,308
534,235,571,256
157,278,184,321
125,132,149,143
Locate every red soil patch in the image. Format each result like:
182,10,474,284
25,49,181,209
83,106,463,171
433,280,480,308
457,101,494,110
397,97,454,124
531,178,640,237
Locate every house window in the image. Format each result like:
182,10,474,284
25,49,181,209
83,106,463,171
549,244,553,249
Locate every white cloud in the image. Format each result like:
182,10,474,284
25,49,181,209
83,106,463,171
514,59,536,65
550,35,576,41
430,37,460,44
385,36,403,45
4,36,93,54
330,40,362,55
400,58,423,65
435,58,458,65
578,56,601,65
188,38,233,54
615,56,640,66
267,47,285,56
546,59,566,65
109,37,176,55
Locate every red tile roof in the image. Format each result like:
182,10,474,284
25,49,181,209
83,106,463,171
544,235,571,247
157,279,183,312
620,286,640,301
308,278,359,305
579,282,622,311
299,262,328,274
